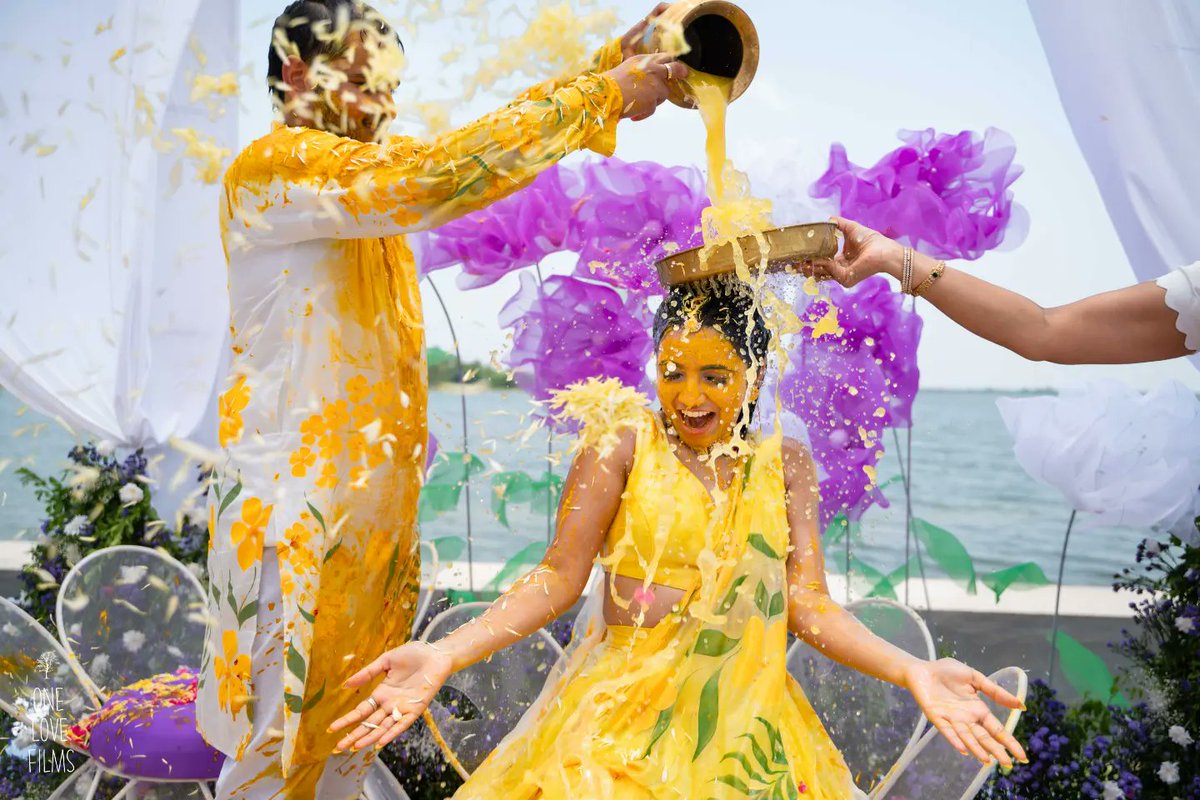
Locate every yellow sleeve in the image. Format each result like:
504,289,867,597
513,38,625,103
224,69,623,246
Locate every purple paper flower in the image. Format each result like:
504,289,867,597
562,158,708,295
419,168,575,289
499,273,653,405
811,127,1027,260
781,278,923,528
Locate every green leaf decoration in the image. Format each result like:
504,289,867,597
643,704,675,757
767,591,785,619
715,775,751,795
323,538,343,563
384,542,400,589
284,692,304,714
305,500,326,533
721,752,764,785
483,541,546,593
218,480,242,520
236,600,259,627
302,682,325,712
490,470,563,527
754,716,787,764
848,556,897,600
694,630,740,657
911,518,977,594
741,732,772,774
419,452,486,522
1050,630,1128,706
717,575,749,615
747,533,781,560
983,562,1051,601
822,513,849,544
754,581,770,616
286,642,307,683
718,719,794,797
693,667,723,760
432,536,466,561
299,606,316,624
876,474,905,492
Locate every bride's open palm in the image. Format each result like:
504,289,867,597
903,657,1028,769
329,640,454,753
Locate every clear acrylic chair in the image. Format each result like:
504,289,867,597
1,545,218,800
412,539,438,638
869,666,1028,800
418,600,564,779
786,597,935,793
361,757,412,800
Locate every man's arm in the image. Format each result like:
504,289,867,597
224,70,623,247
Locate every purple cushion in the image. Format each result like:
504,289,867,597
77,668,224,781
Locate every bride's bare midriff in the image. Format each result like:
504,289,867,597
602,571,688,628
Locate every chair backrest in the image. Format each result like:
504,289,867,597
0,596,100,749
786,597,935,793
413,539,439,638
55,545,207,695
361,757,412,800
419,601,564,778
869,666,1028,800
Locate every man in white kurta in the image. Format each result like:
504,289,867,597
195,1,679,796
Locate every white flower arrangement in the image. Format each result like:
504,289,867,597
118,482,144,505
62,514,89,537
1168,725,1193,747
122,630,146,654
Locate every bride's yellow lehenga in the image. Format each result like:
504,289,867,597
453,407,861,800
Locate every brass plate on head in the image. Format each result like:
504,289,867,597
655,222,839,287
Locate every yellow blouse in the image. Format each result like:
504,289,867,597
604,412,724,591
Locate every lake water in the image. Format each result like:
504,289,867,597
0,387,1152,586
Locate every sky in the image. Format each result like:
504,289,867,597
236,0,1200,392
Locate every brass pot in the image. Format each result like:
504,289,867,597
644,0,759,108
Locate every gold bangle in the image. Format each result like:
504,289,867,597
911,260,946,297
901,247,914,295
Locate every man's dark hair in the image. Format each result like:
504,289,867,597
266,0,402,107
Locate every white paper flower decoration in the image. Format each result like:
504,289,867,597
1168,725,1193,747
997,381,1200,534
122,630,146,653
118,482,144,505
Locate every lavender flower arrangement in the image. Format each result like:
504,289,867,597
982,529,1200,799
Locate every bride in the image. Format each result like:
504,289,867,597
330,279,1027,799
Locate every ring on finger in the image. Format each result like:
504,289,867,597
365,697,378,711
361,721,379,730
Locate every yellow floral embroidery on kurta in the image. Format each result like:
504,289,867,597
230,497,272,572
214,630,251,717
217,375,250,447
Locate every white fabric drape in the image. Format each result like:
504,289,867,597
0,1,237,510
1028,0,1200,365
